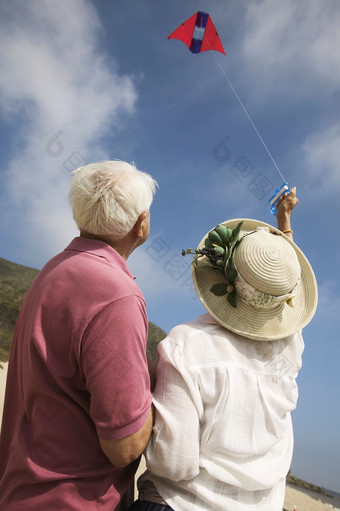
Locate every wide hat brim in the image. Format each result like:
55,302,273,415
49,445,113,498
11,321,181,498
192,218,318,341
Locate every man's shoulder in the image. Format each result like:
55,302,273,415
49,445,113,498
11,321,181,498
36,239,144,303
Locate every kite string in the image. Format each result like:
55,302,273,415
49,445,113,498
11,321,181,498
212,52,286,182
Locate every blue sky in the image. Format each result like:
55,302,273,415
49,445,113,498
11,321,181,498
0,0,339,492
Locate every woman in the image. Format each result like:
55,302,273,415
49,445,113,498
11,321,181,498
130,188,318,511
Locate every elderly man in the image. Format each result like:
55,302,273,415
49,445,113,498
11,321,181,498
0,161,158,510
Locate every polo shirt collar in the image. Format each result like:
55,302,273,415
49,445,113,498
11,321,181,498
65,237,135,279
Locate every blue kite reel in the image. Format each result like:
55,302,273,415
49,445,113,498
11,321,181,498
268,182,290,215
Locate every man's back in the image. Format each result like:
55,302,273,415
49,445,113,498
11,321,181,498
0,237,151,510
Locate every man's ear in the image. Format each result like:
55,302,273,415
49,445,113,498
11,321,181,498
134,212,148,238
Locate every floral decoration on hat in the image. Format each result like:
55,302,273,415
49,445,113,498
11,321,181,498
182,221,245,308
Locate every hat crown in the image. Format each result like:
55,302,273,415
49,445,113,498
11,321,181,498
234,230,300,296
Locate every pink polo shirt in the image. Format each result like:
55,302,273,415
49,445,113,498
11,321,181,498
0,237,152,510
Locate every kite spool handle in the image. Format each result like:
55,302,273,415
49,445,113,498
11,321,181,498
268,181,290,215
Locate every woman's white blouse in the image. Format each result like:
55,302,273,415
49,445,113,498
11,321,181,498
140,313,304,511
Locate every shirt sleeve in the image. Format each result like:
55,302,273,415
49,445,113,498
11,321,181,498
145,336,201,482
81,295,152,441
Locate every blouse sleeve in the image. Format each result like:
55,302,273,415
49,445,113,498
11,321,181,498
145,337,202,482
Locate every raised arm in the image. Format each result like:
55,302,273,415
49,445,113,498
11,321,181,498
275,186,298,241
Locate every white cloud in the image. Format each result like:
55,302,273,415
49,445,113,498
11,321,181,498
301,123,340,194
316,279,340,320
128,238,194,298
241,0,340,99
236,0,340,201
0,0,137,266
128,247,175,296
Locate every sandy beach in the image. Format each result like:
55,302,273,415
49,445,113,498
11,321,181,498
284,484,340,511
1,362,339,510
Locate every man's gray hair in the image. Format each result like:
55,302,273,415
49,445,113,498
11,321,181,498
69,160,158,239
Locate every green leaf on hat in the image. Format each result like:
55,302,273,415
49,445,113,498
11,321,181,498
208,230,223,246
210,283,228,296
230,221,243,242
226,267,237,284
227,290,237,308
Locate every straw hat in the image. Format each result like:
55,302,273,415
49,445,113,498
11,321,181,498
192,218,318,341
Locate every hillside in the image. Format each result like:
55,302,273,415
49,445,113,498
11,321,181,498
0,257,166,362
0,258,40,361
